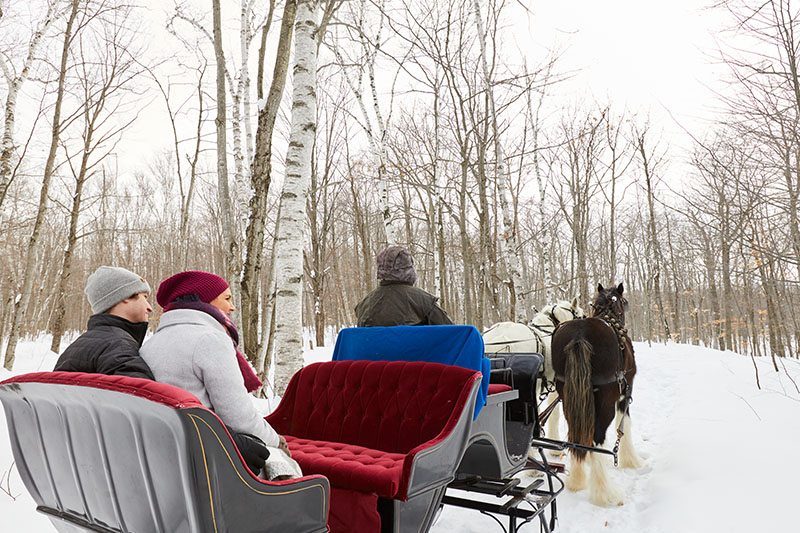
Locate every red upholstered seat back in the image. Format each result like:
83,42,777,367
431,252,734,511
1,371,204,408
268,360,479,454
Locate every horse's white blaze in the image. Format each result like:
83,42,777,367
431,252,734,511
588,450,624,506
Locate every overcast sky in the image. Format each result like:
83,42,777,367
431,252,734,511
516,0,732,171
118,1,731,181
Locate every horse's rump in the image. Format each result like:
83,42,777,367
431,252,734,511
483,322,540,354
551,318,621,379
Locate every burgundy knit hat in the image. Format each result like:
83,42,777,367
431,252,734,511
156,271,229,308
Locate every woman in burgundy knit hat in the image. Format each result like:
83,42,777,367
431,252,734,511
140,270,301,480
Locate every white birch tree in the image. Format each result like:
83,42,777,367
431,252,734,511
273,0,320,394
3,0,79,369
330,0,402,246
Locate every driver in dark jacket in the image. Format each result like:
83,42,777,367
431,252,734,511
54,266,154,379
355,246,453,327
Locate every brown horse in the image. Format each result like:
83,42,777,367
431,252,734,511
551,283,644,506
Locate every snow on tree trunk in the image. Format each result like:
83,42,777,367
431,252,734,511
0,0,61,209
273,0,319,395
471,0,527,323
3,0,79,370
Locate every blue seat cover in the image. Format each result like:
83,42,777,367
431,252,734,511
332,325,490,419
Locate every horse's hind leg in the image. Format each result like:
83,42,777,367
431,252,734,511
588,450,624,506
565,452,588,492
587,387,624,506
615,406,644,469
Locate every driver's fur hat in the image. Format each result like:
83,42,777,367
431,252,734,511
376,246,417,285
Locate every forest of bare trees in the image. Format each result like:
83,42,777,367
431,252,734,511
1,0,799,388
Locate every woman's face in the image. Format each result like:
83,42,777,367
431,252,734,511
210,287,236,315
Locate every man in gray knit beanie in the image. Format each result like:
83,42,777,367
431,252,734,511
86,266,151,314
54,266,154,379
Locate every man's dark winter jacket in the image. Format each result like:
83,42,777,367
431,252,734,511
355,280,453,327
54,314,154,380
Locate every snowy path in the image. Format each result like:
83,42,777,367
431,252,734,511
435,343,800,533
2,340,799,532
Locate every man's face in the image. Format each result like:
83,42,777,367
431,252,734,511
119,292,153,323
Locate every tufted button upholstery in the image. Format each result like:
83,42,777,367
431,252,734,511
286,436,405,498
267,360,480,500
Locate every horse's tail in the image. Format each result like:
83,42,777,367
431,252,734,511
563,338,594,461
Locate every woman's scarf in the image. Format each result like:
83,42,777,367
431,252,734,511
163,295,263,393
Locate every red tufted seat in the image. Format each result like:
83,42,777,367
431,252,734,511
286,437,406,497
267,360,481,500
266,360,482,533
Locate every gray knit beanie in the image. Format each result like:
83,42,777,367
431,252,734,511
85,266,151,314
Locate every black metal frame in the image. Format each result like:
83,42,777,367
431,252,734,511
443,445,564,533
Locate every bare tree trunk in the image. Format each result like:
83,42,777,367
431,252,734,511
0,0,61,209
4,0,79,369
432,73,446,301
242,0,297,359
49,140,94,353
471,0,526,322
181,74,204,268
638,133,670,340
211,0,240,307
525,78,554,305
273,0,319,395
256,201,281,380
456,152,475,325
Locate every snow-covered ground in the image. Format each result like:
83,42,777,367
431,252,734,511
2,337,799,532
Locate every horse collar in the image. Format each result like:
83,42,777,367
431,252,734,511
600,314,629,355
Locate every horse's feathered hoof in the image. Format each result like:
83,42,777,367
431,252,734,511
589,485,624,507
565,475,587,492
618,453,644,469
565,460,588,491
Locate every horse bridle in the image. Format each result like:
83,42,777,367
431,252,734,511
590,294,628,326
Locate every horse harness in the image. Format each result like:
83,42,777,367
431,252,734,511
529,303,582,338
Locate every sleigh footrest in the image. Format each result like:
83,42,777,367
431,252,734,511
442,494,538,519
443,476,550,533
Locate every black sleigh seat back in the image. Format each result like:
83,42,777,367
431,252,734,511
0,371,329,533
488,352,545,456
